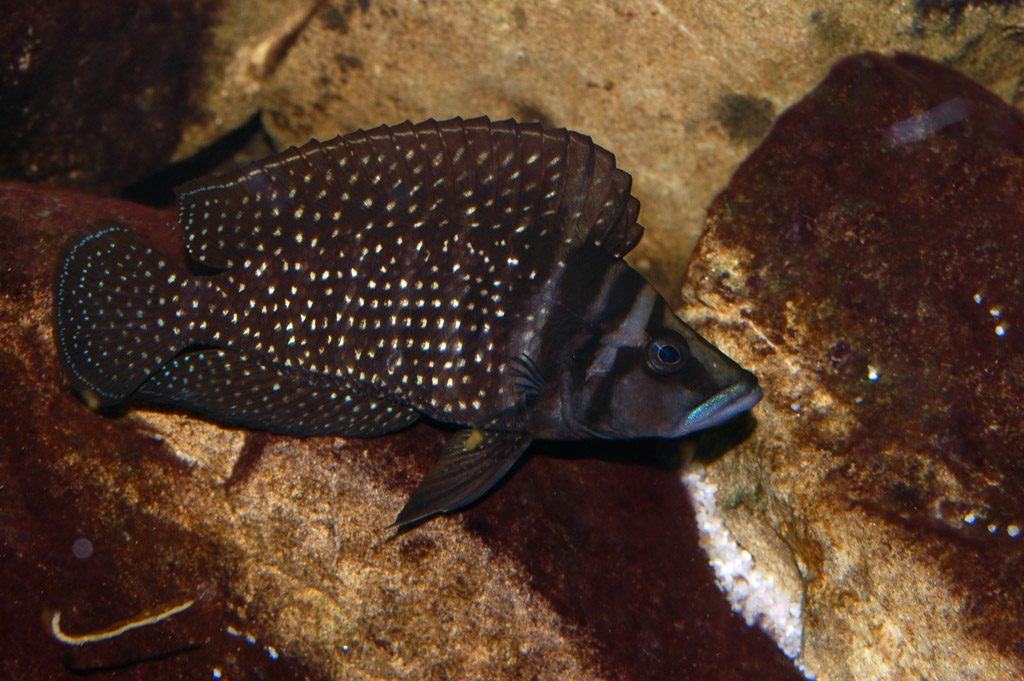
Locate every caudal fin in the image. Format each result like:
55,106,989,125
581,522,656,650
54,220,192,407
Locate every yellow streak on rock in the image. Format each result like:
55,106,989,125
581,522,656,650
51,599,195,646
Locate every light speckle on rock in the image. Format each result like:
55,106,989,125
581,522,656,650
682,464,804,662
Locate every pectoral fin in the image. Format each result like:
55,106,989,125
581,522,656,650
394,429,531,529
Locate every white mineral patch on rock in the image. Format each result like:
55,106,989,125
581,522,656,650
682,463,807,672
131,409,247,483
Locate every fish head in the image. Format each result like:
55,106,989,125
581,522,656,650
554,273,762,441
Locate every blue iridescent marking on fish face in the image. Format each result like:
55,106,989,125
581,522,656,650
679,372,763,433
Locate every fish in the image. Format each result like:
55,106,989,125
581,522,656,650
54,116,762,528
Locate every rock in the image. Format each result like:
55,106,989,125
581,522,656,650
180,0,1024,296
0,2,216,194
0,181,803,679
681,52,1024,680
7,2,1024,296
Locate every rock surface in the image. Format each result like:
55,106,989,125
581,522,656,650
185,0,1024,298
8,3,1024,677
0,182,801,679
6,2,1024,296
681,52,1024,680
1,2,216,194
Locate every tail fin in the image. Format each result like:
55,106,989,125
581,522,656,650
54,220,192,407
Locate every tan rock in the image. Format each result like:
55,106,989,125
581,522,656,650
681,53,1024,680
181,0,1024,297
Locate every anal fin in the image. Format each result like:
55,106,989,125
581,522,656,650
134,349,419,437
394,429,531,529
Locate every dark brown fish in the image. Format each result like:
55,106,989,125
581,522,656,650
54,117,762,527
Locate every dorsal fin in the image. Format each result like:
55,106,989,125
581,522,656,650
556,131,644,257
175,117,645,269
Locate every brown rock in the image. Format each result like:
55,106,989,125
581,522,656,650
0,183,592,679
1,182,802,679
682,53,1024,679
0,2,217,194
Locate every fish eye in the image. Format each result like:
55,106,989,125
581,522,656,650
645,337,688,376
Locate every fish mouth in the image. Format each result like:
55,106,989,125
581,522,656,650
678,370,763,435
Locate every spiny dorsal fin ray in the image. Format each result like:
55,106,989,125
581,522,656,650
462,116,500,230
575,144,643,257
394,428,532,529
175,117,645,270
135,349,419,437
599,195,643,258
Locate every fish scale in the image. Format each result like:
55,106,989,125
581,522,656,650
176,118,623,424
55,116,762,528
